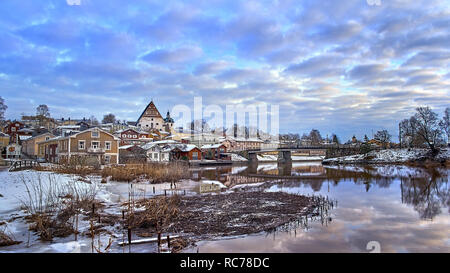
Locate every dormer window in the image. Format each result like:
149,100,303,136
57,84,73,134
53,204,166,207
92,130,99,138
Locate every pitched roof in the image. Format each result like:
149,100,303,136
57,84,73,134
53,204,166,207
201,144,225,149
164,144,199,152
137,101,163,122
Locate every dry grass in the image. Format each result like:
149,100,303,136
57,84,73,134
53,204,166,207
102,162,189,183
0,226,21,247
125,195,180,230
33,157,99,177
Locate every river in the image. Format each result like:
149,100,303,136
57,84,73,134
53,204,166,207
183,161,449,253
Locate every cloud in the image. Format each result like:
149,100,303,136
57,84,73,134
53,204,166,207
194,61,230,75
0,0,449,141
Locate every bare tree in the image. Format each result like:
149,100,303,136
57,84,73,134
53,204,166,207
374,130,391,149
102,113,116,124
331,134,340,144
440,107,449,147
36,104,50,117
309,129,322,145
413,107,443,152
400,118,422,148
190,119,211,134
89,115,99,126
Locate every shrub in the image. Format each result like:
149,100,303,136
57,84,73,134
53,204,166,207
19,173,98,241
102,162,189,183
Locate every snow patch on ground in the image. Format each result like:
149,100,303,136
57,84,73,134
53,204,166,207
202,180,227,189
291,156,324,161
323,148,449,164
230,154,248,162
257,154,278,161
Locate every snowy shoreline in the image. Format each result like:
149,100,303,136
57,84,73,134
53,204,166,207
323,148,450,165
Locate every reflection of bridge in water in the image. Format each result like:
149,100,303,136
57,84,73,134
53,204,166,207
189,162,328,188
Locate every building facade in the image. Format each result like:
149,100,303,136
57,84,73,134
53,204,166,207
136,101,174,133
201,144,227,160
21,132,55,158
118,128,154,146
38,128,119,165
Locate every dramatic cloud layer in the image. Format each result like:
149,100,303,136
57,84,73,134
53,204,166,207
0,0,449,140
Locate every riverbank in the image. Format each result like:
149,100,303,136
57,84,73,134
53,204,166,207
323,148,450,165
0,169,332,253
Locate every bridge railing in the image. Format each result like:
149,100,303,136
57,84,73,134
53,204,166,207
9,160,40,172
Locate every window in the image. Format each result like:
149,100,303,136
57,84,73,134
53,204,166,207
192,152,198,160
11,127,16,132
79,140,85,150
105,155,111,164
91,141,100,149
45,136,50,141
91,130,99,138
105,141,111,151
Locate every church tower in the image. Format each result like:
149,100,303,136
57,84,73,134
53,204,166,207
163,110,175,134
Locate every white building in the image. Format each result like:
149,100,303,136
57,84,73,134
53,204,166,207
140,142,170,162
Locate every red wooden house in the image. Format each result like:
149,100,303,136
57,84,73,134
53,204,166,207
201,144,228,160
119,128,153,146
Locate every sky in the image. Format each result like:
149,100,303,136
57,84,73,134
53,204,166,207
0,0,449,141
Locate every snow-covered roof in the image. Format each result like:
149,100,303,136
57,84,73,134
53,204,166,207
164,144,199,152
19,135,32,141
18,128,34,133
57,125,81,129
223,136,263,142
119,145,135,150
151,140,179,145
140,142,158,150
37,136,64,144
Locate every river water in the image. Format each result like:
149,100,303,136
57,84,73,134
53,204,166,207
184,161,449,253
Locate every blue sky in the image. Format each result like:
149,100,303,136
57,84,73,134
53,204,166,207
0,0,449,141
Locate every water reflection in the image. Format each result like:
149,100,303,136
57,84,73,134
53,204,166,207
185,162,449,253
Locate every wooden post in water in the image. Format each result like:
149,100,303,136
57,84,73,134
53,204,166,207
127,228,132,253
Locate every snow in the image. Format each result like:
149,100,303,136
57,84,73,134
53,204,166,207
50,241,84,253
323,148,450,164
291,156,324,161
231,182,265,190
201,144,224,149
257,154,278,161
201,180,227,189
230,154,248,162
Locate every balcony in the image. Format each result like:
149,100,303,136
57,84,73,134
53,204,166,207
87,147,105,154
